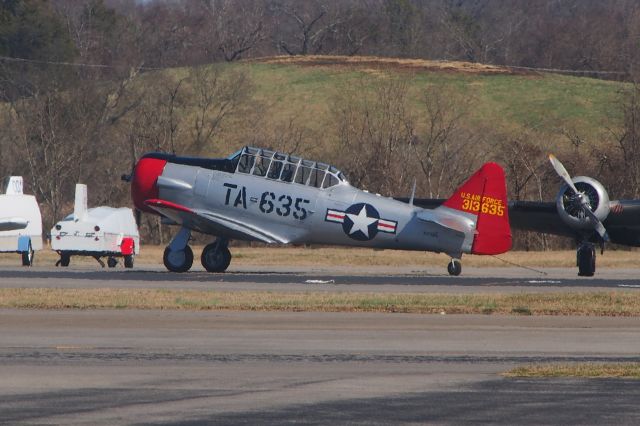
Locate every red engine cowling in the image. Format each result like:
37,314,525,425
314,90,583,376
131,157,167,213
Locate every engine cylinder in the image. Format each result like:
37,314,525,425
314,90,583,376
555,176,610,230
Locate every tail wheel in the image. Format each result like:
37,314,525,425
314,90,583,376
447,259,462,276
163,245,194,273
201,244,232,273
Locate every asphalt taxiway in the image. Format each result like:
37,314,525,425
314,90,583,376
2,266,640,424
0,265,640,293
2,310,640,425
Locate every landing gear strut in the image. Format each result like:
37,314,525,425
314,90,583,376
201,238,232,273
447,258,462,276
577,242,596,277
163,227,193,273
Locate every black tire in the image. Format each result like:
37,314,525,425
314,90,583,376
124,255,134,269
201,244,232,273
447,259,462,276
163,245,194,273
59,253,71,267
21,246,33,267
107,257,118,268
577,245,595,277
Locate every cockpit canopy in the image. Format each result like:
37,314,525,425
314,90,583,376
230,147,347,189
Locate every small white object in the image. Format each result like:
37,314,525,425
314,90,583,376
305,279,336,284
3,176,23,195
0,176,43,253
51,184,140,255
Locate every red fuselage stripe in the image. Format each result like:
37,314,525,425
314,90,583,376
145,199,193,214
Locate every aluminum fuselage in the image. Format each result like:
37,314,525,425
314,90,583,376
157,162,476,256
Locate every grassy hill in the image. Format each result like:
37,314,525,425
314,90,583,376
240,56,625,149
141,55,627,170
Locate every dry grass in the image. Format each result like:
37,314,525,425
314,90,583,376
505,363,640,378
1,245,639,268
252,55,517,75
2,289,640,315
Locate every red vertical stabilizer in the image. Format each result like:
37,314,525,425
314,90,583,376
442,162,511,255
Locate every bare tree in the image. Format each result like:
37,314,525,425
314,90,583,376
607,82,640,198
271,0,343,55
201,0,266,62
122,74,186,163
186,65,253,151
411,85,480,198
3,69,141,228
332,77,414,194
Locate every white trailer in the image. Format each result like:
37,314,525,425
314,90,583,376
51,184,140,268
0,176,43,266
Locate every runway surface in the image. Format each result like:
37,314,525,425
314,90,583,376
2,267,640,424
1,265,640,293
2,310,640,425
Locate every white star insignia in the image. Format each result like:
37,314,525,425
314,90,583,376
346,205,378,238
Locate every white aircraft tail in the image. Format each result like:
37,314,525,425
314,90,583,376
74,184,88,221
3,176,24,195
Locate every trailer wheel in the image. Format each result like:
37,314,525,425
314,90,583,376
21,243,34,267
59,253,70,267
124,255,134,268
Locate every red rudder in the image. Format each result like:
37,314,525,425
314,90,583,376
442,162,511,255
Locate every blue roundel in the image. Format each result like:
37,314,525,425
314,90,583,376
342,203,380,241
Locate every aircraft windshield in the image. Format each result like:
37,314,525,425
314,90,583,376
235,147,346,188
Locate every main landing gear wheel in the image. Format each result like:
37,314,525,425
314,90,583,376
21,243,34,267
163,245,194,273
447,259,462,276
107,257,118,268
577,243,596,277
201,243,232,273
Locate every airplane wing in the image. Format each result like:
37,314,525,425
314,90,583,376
507,200,640,243
0,217,28,232
144,199,289,244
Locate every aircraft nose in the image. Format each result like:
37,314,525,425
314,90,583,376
131,157,167,212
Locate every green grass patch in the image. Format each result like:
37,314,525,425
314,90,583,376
243,57,625,142
505,363,640,378
2,289,640,316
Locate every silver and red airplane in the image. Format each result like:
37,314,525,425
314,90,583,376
125,146,511,275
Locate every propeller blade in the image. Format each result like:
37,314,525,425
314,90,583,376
548,154,579,194
583,207,610,242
